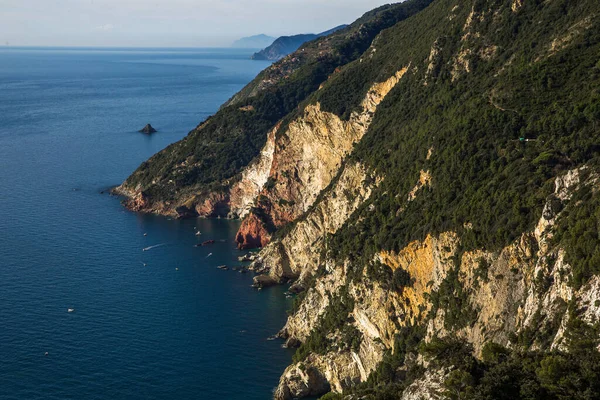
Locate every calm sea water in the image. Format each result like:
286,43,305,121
0,47,294,400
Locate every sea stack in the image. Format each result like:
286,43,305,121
139,124,157,134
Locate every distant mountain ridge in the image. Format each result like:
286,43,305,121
251,25,348,61
231,34,276,49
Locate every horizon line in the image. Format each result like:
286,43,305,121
0,45,264,50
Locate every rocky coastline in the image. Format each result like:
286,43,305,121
115,0,600,397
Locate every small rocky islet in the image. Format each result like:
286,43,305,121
139,124,157,134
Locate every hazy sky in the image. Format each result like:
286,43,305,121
0,0,395,47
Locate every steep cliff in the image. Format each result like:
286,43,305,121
119,0,600,398
236,66,409,249
250,162,381,287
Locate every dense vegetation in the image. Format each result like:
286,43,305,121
325,0,600,264
415,323,600,400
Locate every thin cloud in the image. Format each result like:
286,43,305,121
94,24,114,32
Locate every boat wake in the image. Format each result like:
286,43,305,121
143,243,166,252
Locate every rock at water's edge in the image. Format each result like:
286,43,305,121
253,274,278,288
236,213,271,249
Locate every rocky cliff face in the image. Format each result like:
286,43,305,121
229,124,278,218
272,167,600,399
236,66,409,249
251,162,380,287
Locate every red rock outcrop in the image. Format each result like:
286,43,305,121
124,192,150,212
236,213,272,249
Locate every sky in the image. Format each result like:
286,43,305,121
0,0,396,47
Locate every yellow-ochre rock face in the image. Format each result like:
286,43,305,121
376,232,458,324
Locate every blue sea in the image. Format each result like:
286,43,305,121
0,47,294,400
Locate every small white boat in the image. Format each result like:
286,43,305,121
143,233,147,236
68,308,75,313
195,231,202,236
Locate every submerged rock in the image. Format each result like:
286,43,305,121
139,124,157,134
